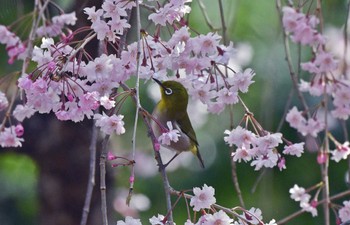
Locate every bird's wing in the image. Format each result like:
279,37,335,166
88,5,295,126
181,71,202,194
176,114,199,146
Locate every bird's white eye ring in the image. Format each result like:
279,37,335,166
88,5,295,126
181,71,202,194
165,88,173,95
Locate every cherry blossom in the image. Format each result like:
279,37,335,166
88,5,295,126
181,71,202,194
14,124,24,137
157,121,180,146
289,184,310,202
36,12,77,37
286,107,325,137
0,25,26,64
116,216,142,225
330,141,350,162
224,126,255,147
283,142,305,157
94,112,126,135
339,200,350,223
149,214,165,225
0,126,24,148
148,0,192,26
202,210,233,225
190,184,216,211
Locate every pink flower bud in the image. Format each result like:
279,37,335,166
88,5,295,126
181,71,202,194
67,93,74,102
310,199,317,208
336,217,341,225
129,176,135,183
244,211,252,220
15,124,24,137
154,142,160,151
317,152,327,164
108,151,117,161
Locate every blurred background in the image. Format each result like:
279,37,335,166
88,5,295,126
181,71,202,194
0,0,349,224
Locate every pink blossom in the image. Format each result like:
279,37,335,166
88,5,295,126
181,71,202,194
300,201,318,217
289,184,310,203
148,0,191,26
100,95,116,110
190,184,216,211
283,142,305,157
13,104,36,122
207,101,225,114
0,126,24,148
330,142,350,162
17,75,33,90
224,126,255,147
14,124,24,137
202,210,233,225
158,121,180,146
229,68,255,93
84,6,103,22
286,107,325,137
339,201,350,223
240,208,263,225
193,33,221,55
188,82,214,104
254,132,282,155
286,106,306,128
79,91,100,110
278,157,286,171
149,214,165,225
94,112,126,135
216,86,239,105
232,146,252,163
85,54,113,82
116,216,142,225
250,151,279,170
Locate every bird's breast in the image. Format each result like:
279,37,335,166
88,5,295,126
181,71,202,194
151,107,192,152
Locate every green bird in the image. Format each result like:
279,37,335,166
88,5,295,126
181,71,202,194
151,78,205,168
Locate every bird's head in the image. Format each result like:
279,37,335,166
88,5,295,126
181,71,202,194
153,78,189,111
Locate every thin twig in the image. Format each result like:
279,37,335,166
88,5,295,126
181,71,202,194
120,83,174,223
127,0,142,206
80,121,98,225
197,0,218,31
276,88,294,132
100,135,110,225
277,189,350,225
344,1,350,77
230,154,245,208
218,0,227,45
275,0,310,116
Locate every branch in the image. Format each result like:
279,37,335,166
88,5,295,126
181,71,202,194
127,0,142,206
275,0,310,115
276,189,350,225
120,83,174,223
80,121,98,225
100,134,110,225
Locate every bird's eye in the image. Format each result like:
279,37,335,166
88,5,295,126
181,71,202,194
165,88,173,95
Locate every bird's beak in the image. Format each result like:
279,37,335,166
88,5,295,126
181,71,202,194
152,78,166,89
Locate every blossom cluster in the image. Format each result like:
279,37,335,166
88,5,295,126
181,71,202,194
285,106,325,137
148,0,192,26
224,126,304,171
289,184,317,217
282,5,350,144
36,12,77,37
84,0,134,42
0,25,26,64
116,184,277,225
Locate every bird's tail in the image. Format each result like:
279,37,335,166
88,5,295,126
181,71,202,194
191,145,205,168
195,148,205,168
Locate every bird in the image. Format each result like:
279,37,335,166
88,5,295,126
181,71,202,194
151,78,205,168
